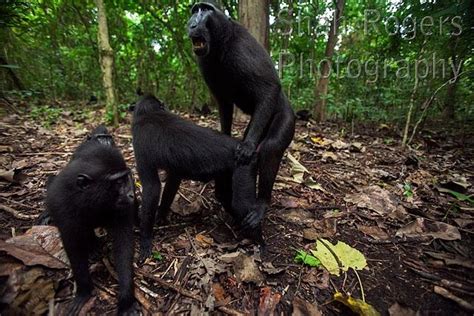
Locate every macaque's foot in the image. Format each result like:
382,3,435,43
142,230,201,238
139,238,152,263
118,299,141,316
241,224,265,247
68,294,92,315
156,207,171,225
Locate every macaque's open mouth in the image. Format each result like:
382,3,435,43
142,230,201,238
191,36,207,54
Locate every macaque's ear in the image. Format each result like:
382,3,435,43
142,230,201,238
76,173,93,190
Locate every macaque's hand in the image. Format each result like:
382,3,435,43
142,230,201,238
236,140,257,165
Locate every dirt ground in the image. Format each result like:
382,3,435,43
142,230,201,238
0,106,473,315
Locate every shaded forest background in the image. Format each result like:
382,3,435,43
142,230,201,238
0,0,473,135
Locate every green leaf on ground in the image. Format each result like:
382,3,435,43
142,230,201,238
403,183,413,198
437,187,474,204
152,251,163,261
294,250,321,267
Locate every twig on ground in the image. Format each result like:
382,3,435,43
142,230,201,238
353,268,365,302
180,185,211,207
16,152,70,156
160,258,178,279
294,263,304,296
434,286,474,312
408,267,474,292
0,204,38,220
156,222,192,229
223,221,238,239
178,191,192,204
185,227,210,273
0,197,33,209
93,280,116,297
140,271,203,302
217,306,246,316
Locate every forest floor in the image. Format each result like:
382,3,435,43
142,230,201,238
0,104,473,315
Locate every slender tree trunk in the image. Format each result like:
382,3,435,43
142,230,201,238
443,58,463,120
402,41,427,147
278,0,292,78
313,0,345,122
95,0,118,125
236,0,270,122
402,76,419,147
0,56,24,90
239,0,269,50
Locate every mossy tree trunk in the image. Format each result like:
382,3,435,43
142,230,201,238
313,0,345,122
95,0,118,126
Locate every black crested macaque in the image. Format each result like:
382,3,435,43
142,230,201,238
193,102,212,116
296,109,312,121
46,125,137,315
86,95,98,105
37,126,120,226
131,95,265,260
188,2,295,204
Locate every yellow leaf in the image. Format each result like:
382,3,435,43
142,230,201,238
304,178,327,192
310,240,340,276
311,136,324,145
334,292,380,316
332,241,367,272
310,239,367,276
287,153,309,184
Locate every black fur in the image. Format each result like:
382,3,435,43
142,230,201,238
193,103,211,116
86,95,97,105
188,2,295,203
131,95,265,260
46,125,137,315
296,109,312,121
38,126,120,226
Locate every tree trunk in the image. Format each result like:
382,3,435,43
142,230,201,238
239,0,269,50
0,56,24,90
235,0,269,122
278,0,293,78
443,58,464,120
313,0,345,122
95,0,118,125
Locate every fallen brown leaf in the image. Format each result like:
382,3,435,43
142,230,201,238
0,225,68,269
396,218,461,241
233,254,264,284
291,297,322,316
258,287,281,316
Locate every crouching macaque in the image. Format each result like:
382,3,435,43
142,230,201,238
46,125,138,315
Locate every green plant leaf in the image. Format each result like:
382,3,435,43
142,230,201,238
152,251,163,261
437,187,474,204
294,249,321,267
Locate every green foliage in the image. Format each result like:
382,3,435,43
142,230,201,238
438,187,474,205
105,102,130,125
152,251,163,261
29,105,62,128
1,0,473,126
294,249,321,267
403,183,414,198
